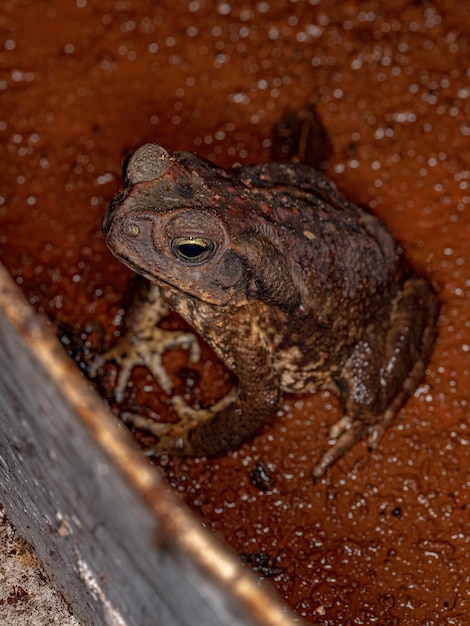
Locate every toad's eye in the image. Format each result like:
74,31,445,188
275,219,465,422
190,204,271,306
170,237,216,264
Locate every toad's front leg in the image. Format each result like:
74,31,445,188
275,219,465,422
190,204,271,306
313,276,438,478
88,280,201,401
128,318,282,457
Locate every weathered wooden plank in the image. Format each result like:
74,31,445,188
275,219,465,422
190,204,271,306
0,263,301,626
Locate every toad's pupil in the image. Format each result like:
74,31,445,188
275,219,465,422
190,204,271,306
179,242,205,258
171,237,215,263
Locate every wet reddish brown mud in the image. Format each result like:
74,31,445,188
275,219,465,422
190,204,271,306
1,1,470,623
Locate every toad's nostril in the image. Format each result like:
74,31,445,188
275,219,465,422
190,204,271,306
125,143,171,184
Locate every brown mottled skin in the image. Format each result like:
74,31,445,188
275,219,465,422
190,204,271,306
92,143,437,477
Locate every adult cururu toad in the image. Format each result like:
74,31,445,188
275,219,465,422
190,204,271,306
90,137,437,478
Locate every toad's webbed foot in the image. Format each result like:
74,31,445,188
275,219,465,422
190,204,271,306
121,388,238,456
88,326,200,401
313,416,370,479
88,282,200,401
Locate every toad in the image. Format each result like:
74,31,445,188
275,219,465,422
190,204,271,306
90,142,437,478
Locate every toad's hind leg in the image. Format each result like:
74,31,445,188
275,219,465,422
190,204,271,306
313,276,438,479
366,276,438,446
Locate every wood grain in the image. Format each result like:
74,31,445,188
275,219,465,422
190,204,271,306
0,262,300,626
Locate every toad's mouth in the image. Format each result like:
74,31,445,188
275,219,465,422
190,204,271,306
108,240,201,302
